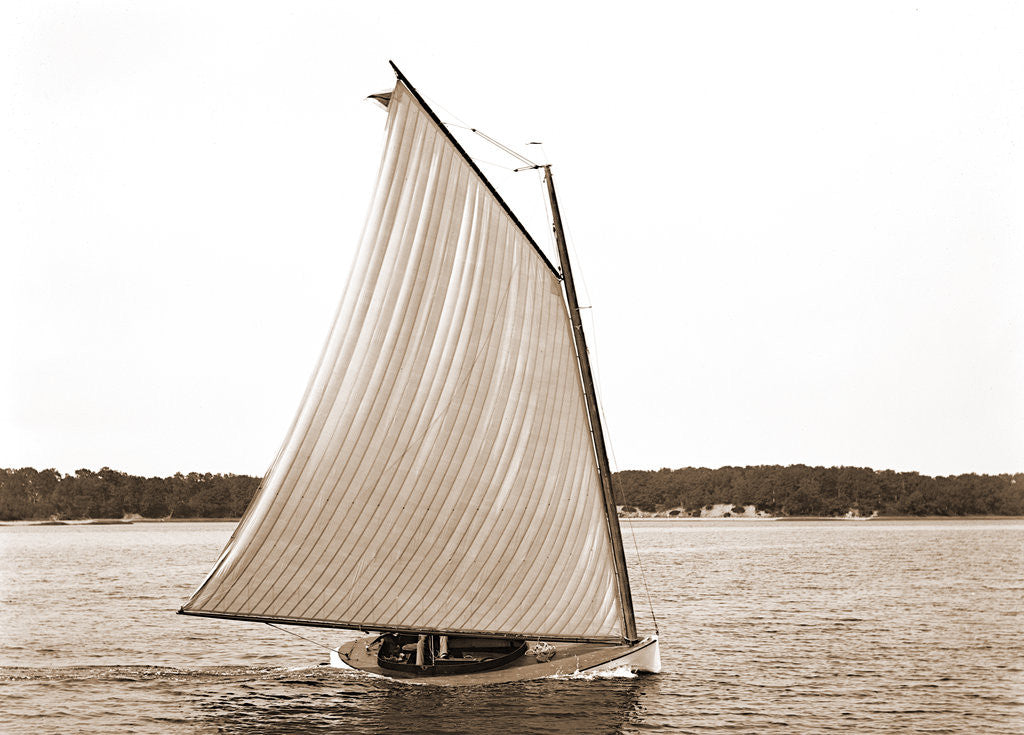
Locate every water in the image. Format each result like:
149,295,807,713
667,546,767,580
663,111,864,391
2,520,1022,733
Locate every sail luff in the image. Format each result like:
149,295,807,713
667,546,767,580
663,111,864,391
531,300,623,634
543,165,639,642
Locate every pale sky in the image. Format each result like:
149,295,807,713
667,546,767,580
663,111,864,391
3,1,1022,478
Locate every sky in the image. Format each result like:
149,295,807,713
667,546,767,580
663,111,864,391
2,1,1022,479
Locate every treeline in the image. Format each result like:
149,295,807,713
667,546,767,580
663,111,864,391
614,465,1024,517
2,464,1022,521
0,467,260,521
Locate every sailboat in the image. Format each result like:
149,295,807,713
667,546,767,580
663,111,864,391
179,62,661,684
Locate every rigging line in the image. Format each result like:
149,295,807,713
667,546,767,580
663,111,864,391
265,622,337,651
581,327,659,638
528,167,556,267
471,129,538,168
557,197,660,635
421,92,472,130
623,509,660,634
472,157,520,172
444,121,539,168
589,322,660,636
588,329,659,636
520,141,549,173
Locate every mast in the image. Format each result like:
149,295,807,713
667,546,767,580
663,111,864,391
543,165,638,643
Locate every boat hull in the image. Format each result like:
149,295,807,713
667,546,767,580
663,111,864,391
329,634,660,685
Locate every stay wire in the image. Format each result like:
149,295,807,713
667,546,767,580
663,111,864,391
421,92,472,130
265,622,337,652
443,122,539,168
552,194,660,637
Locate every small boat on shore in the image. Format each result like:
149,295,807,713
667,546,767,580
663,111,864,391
179,62,660,684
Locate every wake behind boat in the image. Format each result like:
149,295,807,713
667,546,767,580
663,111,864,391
179,62,661,684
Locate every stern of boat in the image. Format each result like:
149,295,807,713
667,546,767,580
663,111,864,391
330,638,366,671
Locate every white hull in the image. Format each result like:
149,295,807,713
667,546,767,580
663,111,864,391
580,635,661,675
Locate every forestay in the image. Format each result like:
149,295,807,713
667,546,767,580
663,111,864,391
181,80,625,642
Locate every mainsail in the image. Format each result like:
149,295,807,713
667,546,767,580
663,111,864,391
181,75,629,643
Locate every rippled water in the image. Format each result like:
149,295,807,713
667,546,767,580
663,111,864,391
2,520,1022,733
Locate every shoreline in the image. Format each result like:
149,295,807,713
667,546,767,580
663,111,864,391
621,514,1024,522
0,517,242,526
4,515,1024,527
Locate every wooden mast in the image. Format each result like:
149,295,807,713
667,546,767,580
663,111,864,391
543,165,638,643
